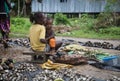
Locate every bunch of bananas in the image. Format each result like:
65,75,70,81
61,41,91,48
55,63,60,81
41,59,73,70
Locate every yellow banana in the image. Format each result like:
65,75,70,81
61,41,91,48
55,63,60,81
41,60,73,70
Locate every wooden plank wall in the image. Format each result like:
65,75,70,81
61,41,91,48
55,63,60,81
31,0,120,13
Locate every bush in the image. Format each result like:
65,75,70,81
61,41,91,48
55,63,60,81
11,18,31,34
99,27,120,35
94,12,120,31
54,13,71,26
73,14,95,30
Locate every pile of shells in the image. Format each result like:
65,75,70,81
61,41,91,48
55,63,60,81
32,69,95,81
0,61,120,81
84,41,114,49
0,58,14,71
32,68,120,81
7,38,30,48
13,62,38,73
0,70,28,81
2,38,120,51
107,76,120,81
0,62,39,81
62,39,120,50
84,41,120,50
115,45,120,50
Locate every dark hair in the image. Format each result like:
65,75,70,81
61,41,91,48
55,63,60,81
29,12,45,25
45,17,53,25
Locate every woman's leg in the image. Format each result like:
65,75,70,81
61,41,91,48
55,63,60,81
1,30,6,39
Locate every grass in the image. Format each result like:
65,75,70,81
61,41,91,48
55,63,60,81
57,16,120,39
57,29,120,39
10,17,31,37
8,17,120,40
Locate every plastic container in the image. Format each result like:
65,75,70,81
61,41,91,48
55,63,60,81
102,55,119,66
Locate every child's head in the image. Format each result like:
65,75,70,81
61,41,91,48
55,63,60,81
45,17,53,29
30,12,45,25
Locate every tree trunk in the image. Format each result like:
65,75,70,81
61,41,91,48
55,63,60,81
21,0,26,16
18,0,20,16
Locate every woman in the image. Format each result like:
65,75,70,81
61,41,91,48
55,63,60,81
0,0,11,48
0,0,11,41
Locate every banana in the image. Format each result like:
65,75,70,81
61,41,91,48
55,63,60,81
41,60,73,70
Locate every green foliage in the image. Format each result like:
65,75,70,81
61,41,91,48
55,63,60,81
10,17,31,35
57,14,120,39
99,27,120,35
104,0,120,12
94,12,120,31
54,13,71,26
47,14,53,18
57,27,120,39
94,0,120,32
80,14,95,30
70,14,95,30
9,17,120,39
94,13,111,30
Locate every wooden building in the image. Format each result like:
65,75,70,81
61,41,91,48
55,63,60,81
31,0,120,17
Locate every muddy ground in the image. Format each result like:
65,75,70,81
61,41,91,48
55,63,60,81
0,37,120,80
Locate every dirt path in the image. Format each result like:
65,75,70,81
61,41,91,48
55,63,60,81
0,37,120,80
